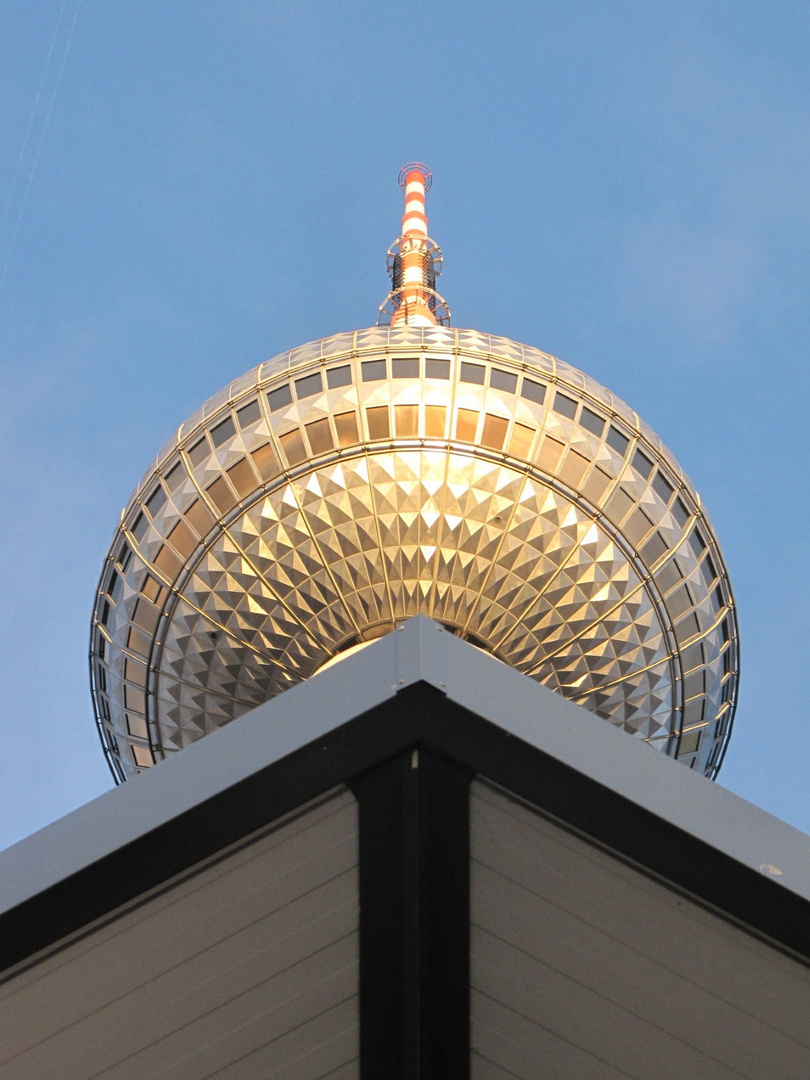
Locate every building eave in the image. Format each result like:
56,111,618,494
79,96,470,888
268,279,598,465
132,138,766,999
1,616,807,973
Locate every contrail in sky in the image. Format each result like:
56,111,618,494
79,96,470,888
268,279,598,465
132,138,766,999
0,0,83,299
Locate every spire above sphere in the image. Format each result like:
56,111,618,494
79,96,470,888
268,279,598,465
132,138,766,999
378,162,450,328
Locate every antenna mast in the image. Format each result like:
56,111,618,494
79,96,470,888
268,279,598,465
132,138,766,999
378,162,450,327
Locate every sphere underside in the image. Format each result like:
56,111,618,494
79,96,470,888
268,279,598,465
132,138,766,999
91,326,738,781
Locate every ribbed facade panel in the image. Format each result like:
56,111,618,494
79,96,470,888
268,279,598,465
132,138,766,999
470,779,810,1079
0,788,359,1080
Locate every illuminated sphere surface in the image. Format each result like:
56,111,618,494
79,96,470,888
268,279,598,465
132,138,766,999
90,172,739,782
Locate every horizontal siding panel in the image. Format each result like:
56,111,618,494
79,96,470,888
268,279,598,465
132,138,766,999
471,781,810,1080
0,793,357,1046
101,947,358,1080
210,997,358,1080
316,1062,360,1080
0,787,358,1080
9,887,358,1080
472,991,629,1080
0,790,355,1022
2,787,352,993
473,864,810,1078
473,927,744,1080
471,782,810,1045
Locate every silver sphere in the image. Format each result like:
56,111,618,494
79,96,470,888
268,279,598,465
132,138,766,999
91,325,739,781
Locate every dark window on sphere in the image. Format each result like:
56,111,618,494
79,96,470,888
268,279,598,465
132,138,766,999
210,415,236,447
553,391,578,419
268,384,293,412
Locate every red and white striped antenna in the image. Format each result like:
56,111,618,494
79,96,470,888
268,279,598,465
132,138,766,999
378,162,450,327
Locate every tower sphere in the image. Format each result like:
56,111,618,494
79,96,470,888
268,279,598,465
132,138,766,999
91,169,739,781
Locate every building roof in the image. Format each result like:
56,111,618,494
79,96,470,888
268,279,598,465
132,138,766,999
2,615,806,973
3,616,809,1078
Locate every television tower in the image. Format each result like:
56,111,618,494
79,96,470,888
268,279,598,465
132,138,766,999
90,166,739,781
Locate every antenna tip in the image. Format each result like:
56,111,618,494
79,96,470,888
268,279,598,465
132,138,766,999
398,162,432,192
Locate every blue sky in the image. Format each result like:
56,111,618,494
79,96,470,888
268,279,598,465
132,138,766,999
2,1,809,851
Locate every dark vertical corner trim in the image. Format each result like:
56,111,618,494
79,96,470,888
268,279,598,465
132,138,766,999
354,745,471,1080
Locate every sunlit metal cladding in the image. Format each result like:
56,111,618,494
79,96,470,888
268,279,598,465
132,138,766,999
90,169,739,783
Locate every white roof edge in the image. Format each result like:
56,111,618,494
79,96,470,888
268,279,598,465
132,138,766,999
1,616,807,913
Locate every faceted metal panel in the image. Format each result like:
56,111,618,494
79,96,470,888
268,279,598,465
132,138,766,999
91,327,739,781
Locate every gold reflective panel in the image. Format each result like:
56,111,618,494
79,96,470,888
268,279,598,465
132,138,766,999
91,327,739,781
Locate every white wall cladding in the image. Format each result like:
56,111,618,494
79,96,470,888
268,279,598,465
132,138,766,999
470,780,810,1080
0,787,359,1080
